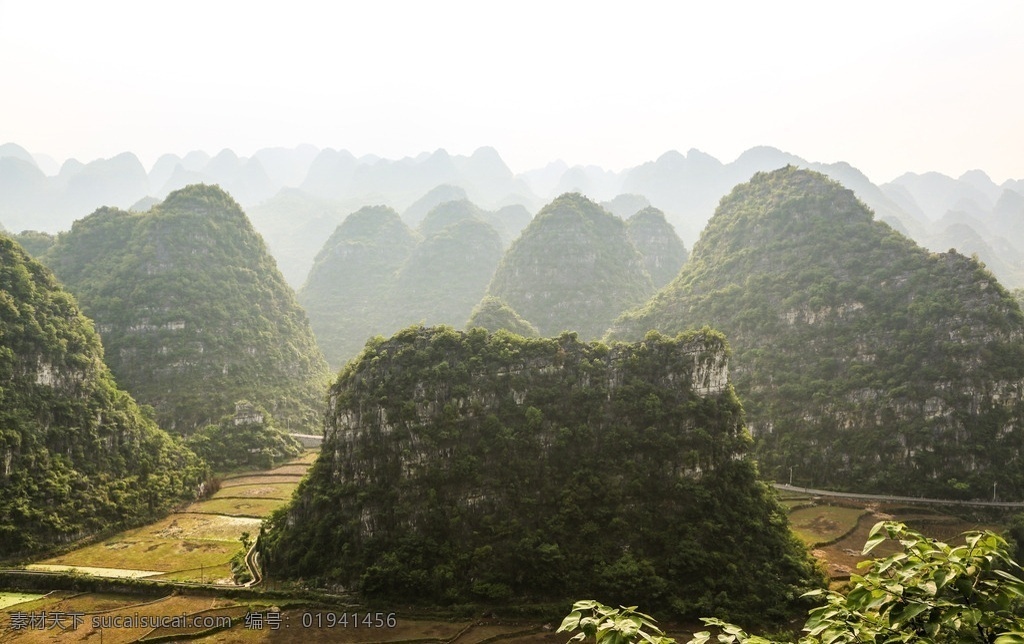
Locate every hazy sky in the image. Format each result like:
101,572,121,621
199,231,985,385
1,0,1022,183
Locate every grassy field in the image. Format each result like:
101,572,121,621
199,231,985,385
26,564,165,578
187,497,289,517
261,464,313,477
42,538,238,572
39,513,259,575
0,592,45,609
151,562,236,584
213,482,298,500
789,505,867,547
292,451,319,464
17,454,317,585
220,474,304,488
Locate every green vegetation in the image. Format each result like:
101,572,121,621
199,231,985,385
185,401,302,471
299,205,418,368
787,505,867,547
563,522,1024,644
41,184,331,433
611,167,1024,498
393,214,504,328
0,235,206,558
696,522,1024,644
487,193,655,339
626,207,689,288
558,600,676,644
466,295,540,336
0,592,45,609
300,201,505,369
265,325,819,622
9,229,55,257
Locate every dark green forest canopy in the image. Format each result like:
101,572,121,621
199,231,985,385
486,193,654,339
41,184,331,433
265,325,819,623
611,166,1024,499
186,401,301,471
0,235,206,558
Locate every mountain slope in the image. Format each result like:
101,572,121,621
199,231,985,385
42,184,331,433
486,193,654,338
298,205,420,368
611,167,1024,498
466,296,539,336
626,206,689,288
0,235,206,557
265,325,818,621
393,216,503,327
300,202,505,369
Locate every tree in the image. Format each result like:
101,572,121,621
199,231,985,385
561,521,1024,644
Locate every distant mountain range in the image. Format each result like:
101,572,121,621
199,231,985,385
2,142,1022,289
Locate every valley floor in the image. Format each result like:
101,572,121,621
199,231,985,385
0,456,1012,642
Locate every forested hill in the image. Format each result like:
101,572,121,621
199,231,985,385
40,184,331,433
485,193,654,338
0,235,206,558
299,201,505,370
298,205,418,368
625,206,689,288
265,326,819,623
611,167,1024,499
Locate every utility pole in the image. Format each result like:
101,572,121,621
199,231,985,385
789,466,794,486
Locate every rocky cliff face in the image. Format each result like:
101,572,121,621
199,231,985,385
612,167,1024,498
485,193,654,338
266,325,818,621
42,184,330,433
0,235,206,557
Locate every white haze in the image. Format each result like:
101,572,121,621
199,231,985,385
0,0,1022,184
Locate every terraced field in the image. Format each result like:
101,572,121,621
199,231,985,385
783,498,1002,581
29,453,313,584
0,592,566,644
788,505,867,547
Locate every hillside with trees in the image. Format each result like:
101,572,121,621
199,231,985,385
626,206,689,288
265,325,820,622
0,235,206,558
300,201,505,369
486,193,655,339
298,205,419,368
40,184,331,433
466,296,539,336
611,167,1024,499
185,401,301,471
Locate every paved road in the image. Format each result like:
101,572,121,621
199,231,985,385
773,483,1024,509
